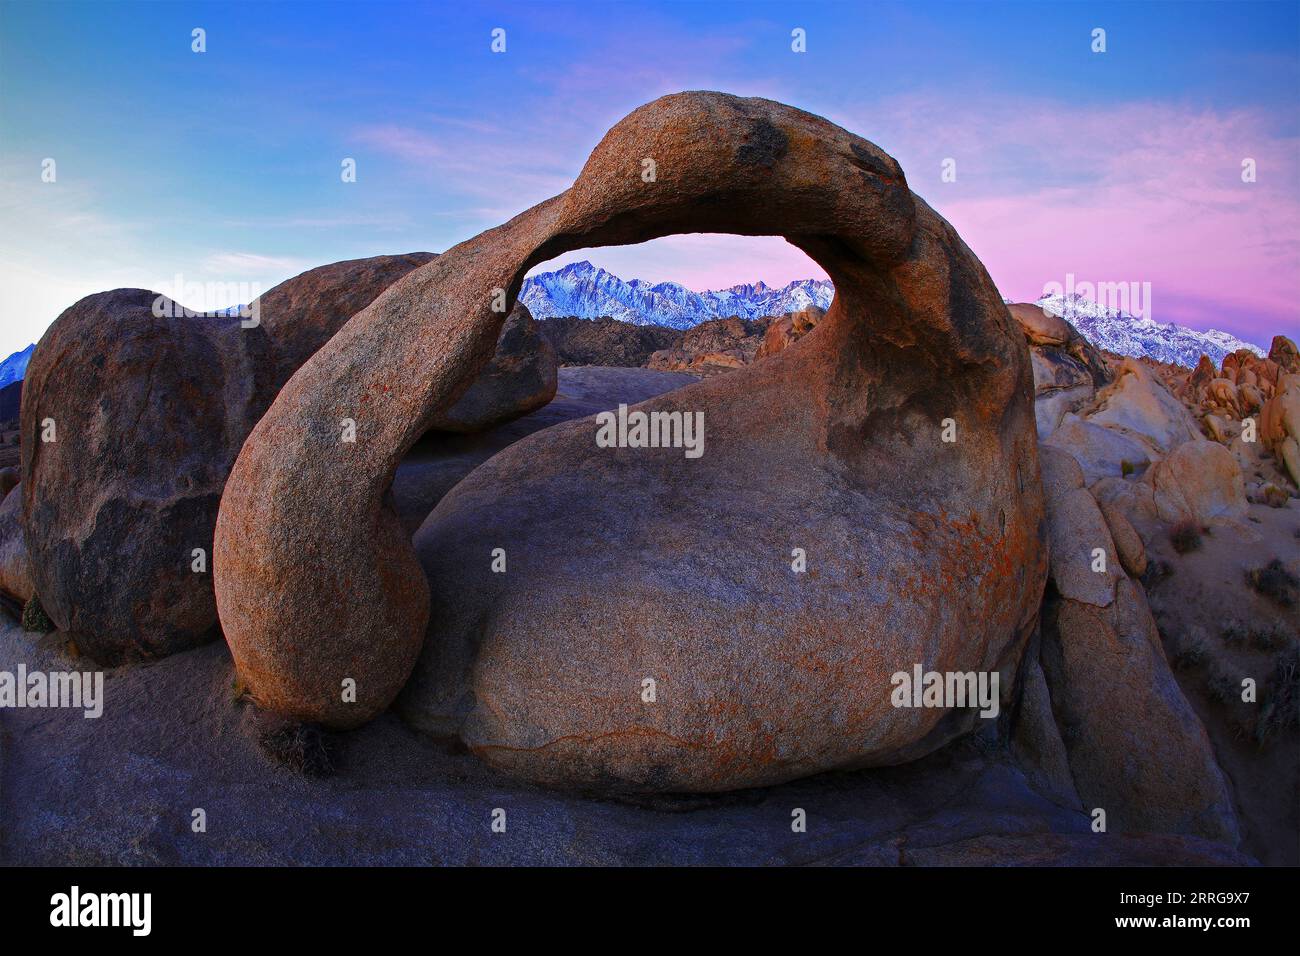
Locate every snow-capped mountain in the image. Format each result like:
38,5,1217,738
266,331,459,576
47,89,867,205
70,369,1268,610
0,344,34,389
1035,292,1266,369
521,261,833,329
522,264,1268,369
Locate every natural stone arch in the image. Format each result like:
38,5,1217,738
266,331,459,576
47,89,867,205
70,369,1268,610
214,93,1046,789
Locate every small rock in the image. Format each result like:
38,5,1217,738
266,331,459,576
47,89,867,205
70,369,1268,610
427,304,558,434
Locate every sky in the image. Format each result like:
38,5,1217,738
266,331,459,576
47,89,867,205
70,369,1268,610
1,0,1298,357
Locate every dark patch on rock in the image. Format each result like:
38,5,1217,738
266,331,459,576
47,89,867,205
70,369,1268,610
735,119,788,168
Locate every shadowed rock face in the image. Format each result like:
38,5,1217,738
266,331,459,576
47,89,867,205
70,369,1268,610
214,92,1046,792
22,289,278,660
259,256,557,434
1033,446,1239,843
537,316,680,367
1007,303,1111,440
426,304,558,433
0,483,34,604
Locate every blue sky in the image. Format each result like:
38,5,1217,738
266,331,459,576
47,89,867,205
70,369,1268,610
1,0,1297,356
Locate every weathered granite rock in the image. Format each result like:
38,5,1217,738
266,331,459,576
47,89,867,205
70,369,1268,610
1045,488,1122,607
1035,438,1239,843
1008,303,1072,347
21,289,278,660
0,483,33,604
1089,476,1158,526
1040,580,1239,842
1143,439,1248,525
1037,444,1085,504
260,254,559,435
0,465,17,499
1269,335,1299,375
536,316,679,367
215,92,1047,796
254,252,436,388
1043,417,1151,485
756,306,825,359
646,316,765,373
1010,648,1082,810
1259,373,1300,488
1087,358,1199,455
392,367,698,535
0,616,1256,866
1098,500,1147,578
1008,303,1110,440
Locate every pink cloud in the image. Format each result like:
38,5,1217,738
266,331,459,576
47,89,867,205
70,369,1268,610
360,90,1300,344
846,95,1300,344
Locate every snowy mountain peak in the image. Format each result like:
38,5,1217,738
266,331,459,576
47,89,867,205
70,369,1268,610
521,263,834,329
0,344,34,390
1034,293,1265,369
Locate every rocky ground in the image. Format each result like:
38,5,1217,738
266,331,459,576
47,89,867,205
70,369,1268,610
1139,502,1300,866
0,618,1249,866
0,614,1247,866
1011,303,1299,865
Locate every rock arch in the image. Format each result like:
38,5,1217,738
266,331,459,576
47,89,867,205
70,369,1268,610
214,92,1046,789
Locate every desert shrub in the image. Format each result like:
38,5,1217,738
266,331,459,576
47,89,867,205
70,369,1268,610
1170,630,1208,670
1169,520,1204,554
1246,559,1299,608
258,722,335,777
1247,623,1291,652
20,596,54,633
1255,646,1299,747
1120,459,1136,478
1221,622,1248,646
1205,662,1240,704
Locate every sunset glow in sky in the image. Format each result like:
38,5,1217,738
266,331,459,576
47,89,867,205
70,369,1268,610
1,0,1297,355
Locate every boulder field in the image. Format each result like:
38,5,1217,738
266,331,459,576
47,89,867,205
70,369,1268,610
1005,305,1298,855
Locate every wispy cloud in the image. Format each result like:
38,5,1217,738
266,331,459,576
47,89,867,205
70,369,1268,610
350,122,575,203
200,252,311,276
832,94,1300,342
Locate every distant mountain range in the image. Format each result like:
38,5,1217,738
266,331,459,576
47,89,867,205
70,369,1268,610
521,262,1268,369
0,344,33,390
0,272,1274,388
1033,292,1265,369
521,260,833,330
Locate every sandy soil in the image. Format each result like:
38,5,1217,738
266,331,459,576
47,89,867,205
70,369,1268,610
1142,501,1300,866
